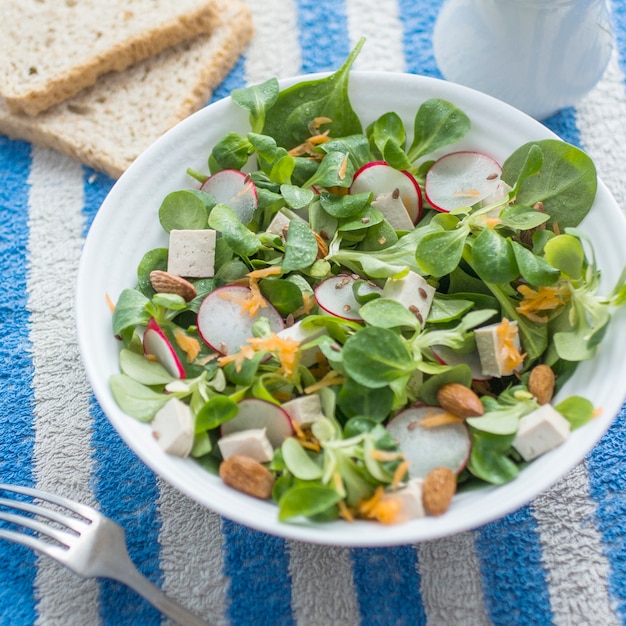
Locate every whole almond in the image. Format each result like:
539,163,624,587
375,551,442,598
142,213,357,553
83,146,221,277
150,270,197,302
422,467,457,516
436,383,484,418
219,455,274,500
528,364,556,405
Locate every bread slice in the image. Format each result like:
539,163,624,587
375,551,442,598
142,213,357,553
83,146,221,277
0,0,254,179
0,0,221,116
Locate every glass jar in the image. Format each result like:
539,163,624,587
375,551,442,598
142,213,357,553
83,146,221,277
432,0,614,119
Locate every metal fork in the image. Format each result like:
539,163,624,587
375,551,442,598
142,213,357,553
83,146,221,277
0,483,213,626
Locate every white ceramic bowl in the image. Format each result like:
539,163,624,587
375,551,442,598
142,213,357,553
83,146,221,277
76,72,626,546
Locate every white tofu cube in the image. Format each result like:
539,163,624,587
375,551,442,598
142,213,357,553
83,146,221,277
217,428,274,463
152,397,194,457
281,394,324,428
277,320,327,367
513,404,571,461
266,211,292,238
392,478,426,520
372,190,415,231
381,270,436,324
475,320,522,377
167,229,216,278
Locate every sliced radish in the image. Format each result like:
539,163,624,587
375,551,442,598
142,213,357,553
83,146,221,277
424,151,502,213
314,274,382,321
143,318,185,379
386,405,471,478
431,345,491,382
221,398,294,447
200,169,258,225
197,285,284,355
350,161,422,224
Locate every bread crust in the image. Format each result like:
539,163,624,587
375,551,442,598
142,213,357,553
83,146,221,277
0,1,222,116
0,0,254,179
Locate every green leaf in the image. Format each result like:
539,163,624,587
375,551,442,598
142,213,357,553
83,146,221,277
415,227,469,277
304,151,354,189
342,327,414,388
554,395,595,429
282,438,324,480
510,240,560,286
278,484,343,521
259,277,304,316
209,132,254,172
319,190,371,219
358,298,420,329
158,190,214,232
281,184,315,210
467,430,519,485
470,229,519,284
281,220,319,272
408,99,471,162
427,297,474,323
502,139,597,228
337,378,394,422
119,349,173,385
232,77,280,133
109,374,169,422
195,396,239,433
136,248,168,297
262,39,365,148
208,204,262,257
112,289,151,338
543,234,584,280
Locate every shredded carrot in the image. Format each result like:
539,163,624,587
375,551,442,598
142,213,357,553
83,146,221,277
419,412,465,428
516,284,570,323
217,345,256,371
338,500,355,522
391,460,410,491
338,153,349,180
218,267,283,317
357,486,402,525
247,266,283,280
291,292,316,318
105,292,115,313
481,215,502,228
247,333,301,378
593,406,603,418
369,449,405,463
304,370,346,394
453,188,482,197
173,328,201,362
308,117,333,134
496,318,526,372
299,439,322,453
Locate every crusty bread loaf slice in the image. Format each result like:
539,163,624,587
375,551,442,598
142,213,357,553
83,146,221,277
0,0,253,179
0,0,221,116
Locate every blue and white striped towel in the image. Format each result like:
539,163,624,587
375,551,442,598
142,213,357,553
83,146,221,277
2,1,626,624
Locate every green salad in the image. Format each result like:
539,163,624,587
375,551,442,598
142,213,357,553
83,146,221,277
110,40,626,525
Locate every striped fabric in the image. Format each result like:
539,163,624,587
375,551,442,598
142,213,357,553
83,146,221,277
1,0,626,624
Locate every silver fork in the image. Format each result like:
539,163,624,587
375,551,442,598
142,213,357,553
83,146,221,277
0,483,213,626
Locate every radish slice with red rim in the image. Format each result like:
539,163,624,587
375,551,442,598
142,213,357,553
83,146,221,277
314,274,382,321
143,318,185,379
350,161,422,224
425,151,503,213
220,398,294,447
200,169,258,225
386,405,471,477
197,285,284,355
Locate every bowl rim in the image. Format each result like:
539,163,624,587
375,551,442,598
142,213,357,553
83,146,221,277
76,70,626,546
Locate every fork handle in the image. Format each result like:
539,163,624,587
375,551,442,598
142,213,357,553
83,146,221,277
115,562,214,626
